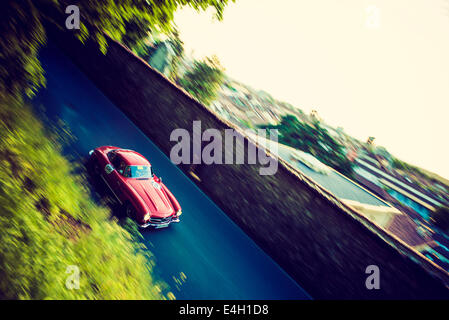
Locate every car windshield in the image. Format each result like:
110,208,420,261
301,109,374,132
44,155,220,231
124,165,153,179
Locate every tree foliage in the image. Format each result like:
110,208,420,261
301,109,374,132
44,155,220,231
260,115,354,176
178,56,225,105
0,0,47,100
166,29,185,81
135,29,185,81
0,0,233,101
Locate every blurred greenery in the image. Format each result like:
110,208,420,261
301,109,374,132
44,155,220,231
0,0,233,101
0,0,48,100
178,56,226,105
135,29,185,82
166,30,186,82
132,31,226,100
0,97,169,299
260,115,354,177
392,157,421,175
392,157,444,186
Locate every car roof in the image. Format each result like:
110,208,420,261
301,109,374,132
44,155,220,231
115,149,150,166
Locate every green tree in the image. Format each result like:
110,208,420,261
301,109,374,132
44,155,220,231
138,29,185,81
0,0,47,100
166,29,185,82
431,206,449,233
178,56,225,105
0,0,233,101
120,14,154,49
260,115,354,176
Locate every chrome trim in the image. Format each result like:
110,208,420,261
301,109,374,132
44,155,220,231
139,216,180,228
116,148,134,153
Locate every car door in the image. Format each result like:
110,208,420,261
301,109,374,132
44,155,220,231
103,154,126,204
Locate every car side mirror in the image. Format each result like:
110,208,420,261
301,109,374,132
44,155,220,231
105,164,114,174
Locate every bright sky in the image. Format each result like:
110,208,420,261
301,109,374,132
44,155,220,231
175,0,449,180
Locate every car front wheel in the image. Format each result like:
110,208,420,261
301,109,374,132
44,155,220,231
124,203,137,221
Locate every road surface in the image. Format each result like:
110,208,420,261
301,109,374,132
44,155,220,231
32,43,310,299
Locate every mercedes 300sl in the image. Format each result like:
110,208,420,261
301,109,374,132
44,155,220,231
89,146,182,228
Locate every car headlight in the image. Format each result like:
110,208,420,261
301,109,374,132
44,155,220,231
144,213,150,221
176,209,182,217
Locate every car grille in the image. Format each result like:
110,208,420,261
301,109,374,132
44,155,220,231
149,216,172,224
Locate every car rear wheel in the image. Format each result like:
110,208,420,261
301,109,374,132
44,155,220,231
94,163,100,175
88,155,101,175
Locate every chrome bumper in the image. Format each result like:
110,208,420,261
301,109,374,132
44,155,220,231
139,216,180,228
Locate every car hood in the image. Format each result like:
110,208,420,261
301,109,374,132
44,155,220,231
127,178,174,217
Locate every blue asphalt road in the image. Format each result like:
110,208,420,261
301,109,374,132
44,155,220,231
32,43,310,300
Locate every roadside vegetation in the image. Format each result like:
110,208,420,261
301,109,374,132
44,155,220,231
178,56,225,105
0,97,170,299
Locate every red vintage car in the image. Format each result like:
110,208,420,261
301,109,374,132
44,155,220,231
88,146,182,228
